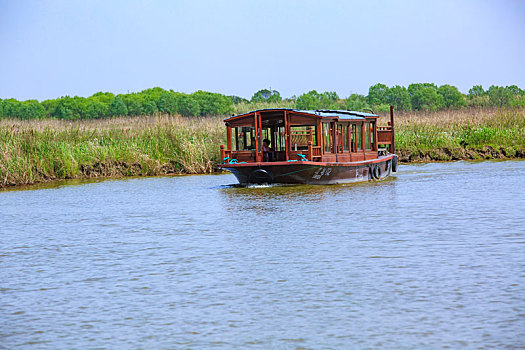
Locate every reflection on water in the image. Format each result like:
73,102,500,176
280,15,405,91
1,161,524,348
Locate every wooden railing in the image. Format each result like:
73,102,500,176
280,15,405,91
377,126,393,145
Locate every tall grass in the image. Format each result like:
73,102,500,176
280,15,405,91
381,108,525,159
1,108,524,187
0,115,224,187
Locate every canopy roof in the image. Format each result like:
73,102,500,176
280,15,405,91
224,108,378,123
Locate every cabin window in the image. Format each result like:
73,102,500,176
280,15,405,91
338,124,349,151
355,123,362,151
273,126,285,152
290,126,315,151
365,122,373,150
323,123,332,153
233,127,255,151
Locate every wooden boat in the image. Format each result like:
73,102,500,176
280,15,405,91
219,107,398,185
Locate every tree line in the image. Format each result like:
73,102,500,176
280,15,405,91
1,84,523,120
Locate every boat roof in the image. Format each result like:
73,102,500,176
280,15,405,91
224,108,378,122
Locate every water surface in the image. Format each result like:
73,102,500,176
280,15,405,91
1,161,524,348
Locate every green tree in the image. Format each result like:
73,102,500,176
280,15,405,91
438,84,466,109
467,85,489,107
54,96,84,120
408,83,443,111
143,100,158,115
19,100,46,119
345,94,369,111
108,96,128,117
156,91,178,114
174,93,200,116
506,85,523,96
0,99,21,118
368,83,389,106
229,95,249,104
251,89,282,103
191,90,233,116
468,85,485,98
91,91,115,104
83,99,109,118
296,90,339,110
487,85,513,107
386,85,411,111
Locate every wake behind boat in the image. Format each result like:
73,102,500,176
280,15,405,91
219,107,398,185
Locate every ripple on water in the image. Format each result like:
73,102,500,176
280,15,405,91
0,161,524,348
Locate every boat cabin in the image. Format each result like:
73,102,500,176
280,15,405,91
220,108,395,164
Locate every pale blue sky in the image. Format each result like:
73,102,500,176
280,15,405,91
0,0,523,101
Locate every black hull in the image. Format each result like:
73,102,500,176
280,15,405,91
219,155,397,185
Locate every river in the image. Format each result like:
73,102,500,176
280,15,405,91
1,160,524,348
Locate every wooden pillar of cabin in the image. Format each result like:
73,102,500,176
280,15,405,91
317,118,323,159
254,113,260,162
348,124,352,162
390,105,396,154
258,112,263,161
284,110,290,161
373,121,377,152
332,122,336,154
226,125,232,151
361,122,366,158
307,127,313,161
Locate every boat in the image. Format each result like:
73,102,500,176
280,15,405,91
219,106,398,185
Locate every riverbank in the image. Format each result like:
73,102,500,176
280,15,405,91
0,115,223,188
1,108,524,188
388,107,525,162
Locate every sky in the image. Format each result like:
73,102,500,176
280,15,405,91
0,0,524,101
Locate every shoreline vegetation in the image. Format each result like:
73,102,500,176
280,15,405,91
1,107,524,188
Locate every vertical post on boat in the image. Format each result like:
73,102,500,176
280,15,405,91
257,112,263,162
373,121,377,152
361,122,366,159
308,127,313,161
390,105,396,154
317,118,323,159
254,112,259,162
226,125,232,151
284,110,290,161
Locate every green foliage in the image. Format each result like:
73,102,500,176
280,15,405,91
469,85,485,98
345,94,369,111
408,83,443,111
467,85,490,108
156,91,178,114
0,99,46,120
1,83,524,121
229,95,249,104
438,84,466,109
386,85,411,111
296,90,339,110
174,93,200,117
191,90,233,116
108,96,128,117
487,85,513,107
251,89,282,103
368,83,389,105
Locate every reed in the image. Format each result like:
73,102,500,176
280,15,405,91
1,108,523,187
0,115,225,187
379,107,525,161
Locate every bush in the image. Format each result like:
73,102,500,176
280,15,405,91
108,96,128,117
251,89,282,103
296,90,339,110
